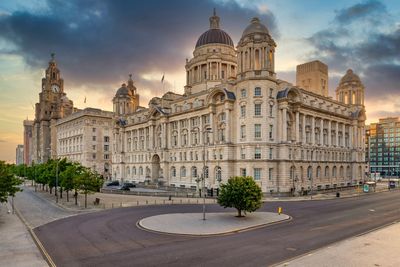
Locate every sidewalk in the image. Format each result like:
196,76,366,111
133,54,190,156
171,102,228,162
276,222,400,267
0,202,47,267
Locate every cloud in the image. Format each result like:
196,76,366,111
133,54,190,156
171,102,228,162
305,0,400,104
0,0,278,106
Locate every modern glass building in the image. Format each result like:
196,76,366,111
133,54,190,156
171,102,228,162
366,117,400,178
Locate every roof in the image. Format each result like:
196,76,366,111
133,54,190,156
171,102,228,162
242,17,269,38
223,88,236,100
195,29,234,48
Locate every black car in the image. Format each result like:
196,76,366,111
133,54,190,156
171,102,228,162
123,182,136,188
106,180,120,186
120,185,131,191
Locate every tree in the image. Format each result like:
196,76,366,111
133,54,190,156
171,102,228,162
217,176,262,217
75,168,103,208
60,163,82,202
0,161,22,203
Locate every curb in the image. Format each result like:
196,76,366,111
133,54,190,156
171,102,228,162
14,207,56,267
136,213,292,237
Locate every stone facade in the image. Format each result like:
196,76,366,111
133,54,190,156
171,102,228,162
23,119,33,165
296,60,328,97
110,12,367,194
56,108,113,178
32,54,73,163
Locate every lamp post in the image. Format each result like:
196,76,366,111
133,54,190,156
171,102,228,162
193,126,212,220
309,147,314,199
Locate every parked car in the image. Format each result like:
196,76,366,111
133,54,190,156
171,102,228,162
120,184,131,191
106,180,120,186
123,182,136,188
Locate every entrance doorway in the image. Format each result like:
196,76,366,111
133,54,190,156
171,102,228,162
151,154,160,183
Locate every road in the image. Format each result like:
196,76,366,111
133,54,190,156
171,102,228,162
34,190,400,267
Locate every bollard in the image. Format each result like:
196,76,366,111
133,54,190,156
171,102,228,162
278,207,282,215
137,200,139,206
146,200,148,205
120,202,122,207
112,203,114,208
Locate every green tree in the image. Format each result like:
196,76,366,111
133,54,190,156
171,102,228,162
0,161,22,203
217,176,262,217
75,168,103,208
60,162,82,202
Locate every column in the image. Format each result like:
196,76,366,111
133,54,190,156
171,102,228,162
149,125,154,149
162,122,167,149
335,122,339,147
342,123,345,147
177,121,181,147
328,120,332,146
349,125,353,149
210,113,214,144
320,119,324,145
311,116,315,145
226,108,231,143
302,114,306,144
207,62,210,80
282,108,287,142
295,111,300,142
199,116,204,145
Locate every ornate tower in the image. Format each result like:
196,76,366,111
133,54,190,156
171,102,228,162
113,74,140,117
32,54,73,163
185,9,237,94
237,17,277,80
336,69,365,107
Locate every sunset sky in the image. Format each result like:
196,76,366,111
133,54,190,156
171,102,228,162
0,0,399,162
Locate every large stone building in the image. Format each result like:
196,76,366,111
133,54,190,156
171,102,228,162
56,108,113,177
16,144,24,165
109,12,366,194
366,117,400,178
23,119,34,165
32,54,74,163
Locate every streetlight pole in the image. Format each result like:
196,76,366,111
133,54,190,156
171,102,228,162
310,147,314,199
202,127,212,221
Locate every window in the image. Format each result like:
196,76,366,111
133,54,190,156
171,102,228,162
241,147,246,159
192,166,197,178
255,148,261,159
254,168,261,180
269,125,273,139
240,105,246,117
181,167,186,177
104,145,109,151
104,154,109,160
240,125,246,139
104,136,110,142
240,168,247,177
268,168,273,180
269,88,274,97
241,89,246,98
92,136,96,141
92,145,96,150
92,153,96,159
92,128,96,132
254,103,262,116
254,87,261,96
269,105,273,117
255,124,261,138
269,148,273,159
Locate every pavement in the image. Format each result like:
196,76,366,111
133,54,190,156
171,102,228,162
139,212,290,235
0,201,47,267
276,222,400,267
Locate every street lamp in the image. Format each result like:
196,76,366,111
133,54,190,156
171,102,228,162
309,147,314,199
192,126,212,220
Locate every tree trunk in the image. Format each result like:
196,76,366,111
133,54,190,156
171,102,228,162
84,193,87,208
237,209,242,217
66,190,69,202
60,187,63,199
74,189,78,205
49,186,52,194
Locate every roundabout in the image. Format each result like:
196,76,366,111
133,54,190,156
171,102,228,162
138,212,290,235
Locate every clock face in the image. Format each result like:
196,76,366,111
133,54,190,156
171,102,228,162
51,84,60,93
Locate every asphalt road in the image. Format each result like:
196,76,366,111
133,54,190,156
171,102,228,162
34,191,400,267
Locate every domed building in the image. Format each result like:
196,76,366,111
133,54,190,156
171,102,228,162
111,11,366,195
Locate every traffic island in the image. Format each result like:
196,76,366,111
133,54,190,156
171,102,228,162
138,212,290,236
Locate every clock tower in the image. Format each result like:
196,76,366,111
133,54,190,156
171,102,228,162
32,54,74,163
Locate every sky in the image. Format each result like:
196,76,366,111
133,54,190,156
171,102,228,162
0,0,399,163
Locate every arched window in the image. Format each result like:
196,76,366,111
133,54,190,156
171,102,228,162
191,166,198,178
340,166,344,178
290,166,296,180
126,166,130,176
255,49,260,70
307,166,312,180
332,166,337,178
181,166,186,177
346,166,351,178
215,166,222,182
359,166,363,178
325,166,329,178
171,166,176,177
241,89,246,98
132,167,136,175
316,166,321,179
204,166,209,178
139,167,143,175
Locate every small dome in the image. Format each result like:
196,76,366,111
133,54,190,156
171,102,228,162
195,9,233,48
340,69,361,84
242,17,269,38
115,83,132,97
196,29,234,48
